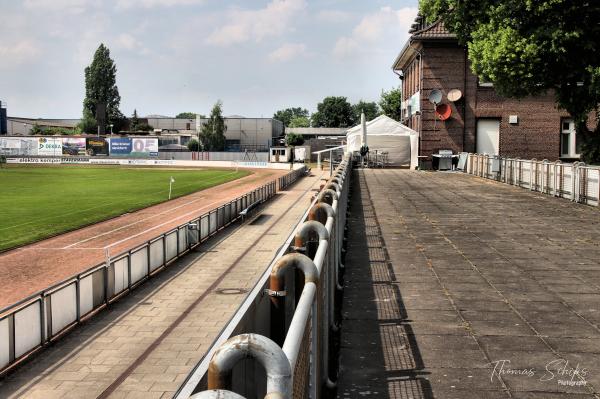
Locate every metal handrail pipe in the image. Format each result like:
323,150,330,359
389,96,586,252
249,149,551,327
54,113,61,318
191,390,246,399
293,221,330,251
281,282,317,373
325,183,341,200
308,202,336,225
270,253,319,286
317,189,337,205
207,334,291,398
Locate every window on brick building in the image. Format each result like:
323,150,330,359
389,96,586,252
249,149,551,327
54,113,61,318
560,119,580,159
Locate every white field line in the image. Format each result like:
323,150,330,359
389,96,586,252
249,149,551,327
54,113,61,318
100,199,222,250
61,196,207,249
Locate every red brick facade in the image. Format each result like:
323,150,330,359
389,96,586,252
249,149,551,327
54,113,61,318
393,20,571,162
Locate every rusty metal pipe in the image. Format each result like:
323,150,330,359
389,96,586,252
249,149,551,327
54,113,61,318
308,202,336,225
191,390,246,399
317,188,338,206
269,253,319,346
294,220,330,256
207,334,291,398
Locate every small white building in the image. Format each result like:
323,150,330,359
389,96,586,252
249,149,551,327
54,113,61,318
270,147,291,163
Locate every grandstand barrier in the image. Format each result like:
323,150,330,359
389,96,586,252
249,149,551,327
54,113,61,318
465,153,600,207
0,166,307,376
176,158,350,399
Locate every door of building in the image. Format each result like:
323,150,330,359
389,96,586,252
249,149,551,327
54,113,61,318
476,119,500,155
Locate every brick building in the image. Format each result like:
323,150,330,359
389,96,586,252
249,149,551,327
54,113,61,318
392,16,578,164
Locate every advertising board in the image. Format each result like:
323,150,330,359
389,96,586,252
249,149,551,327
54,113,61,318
109,138,132,156
62,138,87,156
38,138,63,156
131,138,158,157
86,138,109,156
0,137,38,156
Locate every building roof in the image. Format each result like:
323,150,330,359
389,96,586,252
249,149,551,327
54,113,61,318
411,19,455,40
392,15,457,71
286,127,347,136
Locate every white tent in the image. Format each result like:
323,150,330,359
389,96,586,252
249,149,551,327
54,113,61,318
346,115,419,169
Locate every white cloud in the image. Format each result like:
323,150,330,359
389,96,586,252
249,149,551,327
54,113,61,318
115,0,205,9
0,40,41,69
205,0,306,46
333,6,418,58
316,9,351,23
268,43,307,63
23,0,95,14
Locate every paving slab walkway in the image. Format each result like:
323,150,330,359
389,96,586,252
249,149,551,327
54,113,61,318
0,170,323,399
337,169,600,399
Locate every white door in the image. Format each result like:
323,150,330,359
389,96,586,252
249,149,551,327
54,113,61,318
476,119,500,155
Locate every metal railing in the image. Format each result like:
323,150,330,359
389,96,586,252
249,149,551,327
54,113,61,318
0,167,307,376
466,153,600,207
185,158,351,399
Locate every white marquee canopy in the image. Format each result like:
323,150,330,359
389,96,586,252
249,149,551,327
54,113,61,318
346,115,419,169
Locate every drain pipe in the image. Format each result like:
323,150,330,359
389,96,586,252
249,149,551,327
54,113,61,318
207,334,291,398
191,390,246,399
269,253,319,346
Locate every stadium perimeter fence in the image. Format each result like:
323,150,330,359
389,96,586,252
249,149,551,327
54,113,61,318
466,153,600,207
176,157,351,399
0,166,307,376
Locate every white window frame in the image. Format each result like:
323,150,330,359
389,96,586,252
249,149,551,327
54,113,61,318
560,119,580,159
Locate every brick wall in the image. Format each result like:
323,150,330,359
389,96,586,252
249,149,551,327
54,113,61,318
402,41,569,160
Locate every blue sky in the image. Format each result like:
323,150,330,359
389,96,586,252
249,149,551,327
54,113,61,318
0,0,418,118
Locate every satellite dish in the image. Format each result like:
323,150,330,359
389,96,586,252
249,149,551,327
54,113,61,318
447,89,463,102
435,104,452,120
428,89,442,104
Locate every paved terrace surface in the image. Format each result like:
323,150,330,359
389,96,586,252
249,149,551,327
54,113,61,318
0,171,323,399
337,169,600,399
0,167,286,309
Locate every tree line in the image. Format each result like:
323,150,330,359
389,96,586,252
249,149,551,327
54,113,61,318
273,89,402,129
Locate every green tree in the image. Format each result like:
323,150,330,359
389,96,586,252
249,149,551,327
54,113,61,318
273,107,310,126
311,96,355,128
419,0,600,163
130,109,139,131
83,44,122,134
288,116,310,128
352,100,380,122
176,112,202,119
379,88,403,121
187,139,200,152
30,124,43,135
285,133,305,146
201,100,227,151
78,108,97,134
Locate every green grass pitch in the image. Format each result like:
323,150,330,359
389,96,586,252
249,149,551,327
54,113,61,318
0,165,249,251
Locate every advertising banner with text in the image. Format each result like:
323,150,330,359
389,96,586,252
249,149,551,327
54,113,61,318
86,138,109,156
38,138,63,156
109,138,132,155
